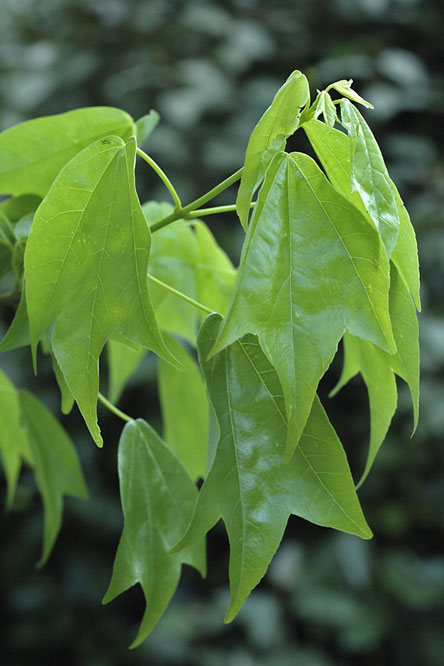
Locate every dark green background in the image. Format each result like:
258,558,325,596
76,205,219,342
1,1,443,664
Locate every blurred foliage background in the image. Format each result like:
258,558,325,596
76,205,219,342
1,0,443,664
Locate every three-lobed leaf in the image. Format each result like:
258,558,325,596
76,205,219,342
103,419,205,648
173,315,371,622
212,151,395,459
25,136,176,446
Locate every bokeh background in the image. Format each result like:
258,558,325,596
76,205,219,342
1,1,443,664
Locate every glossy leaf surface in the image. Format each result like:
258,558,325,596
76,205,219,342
236,70,309,228
103,419,205,647
25,136,175,446
303,118,420,309
174,315,371,622
19,389,88,566
213,151,395,458
0,107,135,197
331,263,419,485
158,334,208,480
339,100,400,257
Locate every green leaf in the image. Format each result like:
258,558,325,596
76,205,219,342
303,118,420,309
145,203,199,343
193,220,236,317
50,350,75,415
331,263,419,486
0,369,31,508
0,194,42,222
212,152,395,459
158,334,209,480
313,91,338,127
135,110,160,146
173,315,371,622
327,79,374,109
339,99,400,257
107,337,146,404
0,107,135,197
18,389,88,566
236,70,310,229
25,136,176,446
102,419,205,648
0,291,30,352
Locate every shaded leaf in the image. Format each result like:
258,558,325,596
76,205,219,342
340,99,400,257
0,369,31,508
19,389,88,566
25,136,176,446
144,202,199,343
236,70,309,229
0,291,30,351
173,315,371,622
135,110,160,146
212,152,395,459
158,334,208,480
102,419,205,648
0,107,135,197
331,263,419,486
0,194,42,222
303,118,420,309
107,337,146,404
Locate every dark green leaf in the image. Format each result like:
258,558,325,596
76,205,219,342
25,136,176,446
212,152,395,459
102,419,205,647
0,369,31,508
173,315,371,622
0,291,30,352
0,108,135,197
0,194,42,222
158,334,209,480
236,70,309,229
18,389,88,566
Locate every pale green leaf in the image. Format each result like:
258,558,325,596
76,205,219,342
173,315,371,622
331,263,419,486
25,136,176,446
0,369,31,508
313,91,338,127
340,99,400,257
236,70,310,229
327,79,374,109
102,419,205,648
135,110,160,146
0,107,135,197
144,203,199,343
193,220,236,317
107,337,146,404
18,389,88,566
212,152,395,459
158,334,208,480
303,118,420,309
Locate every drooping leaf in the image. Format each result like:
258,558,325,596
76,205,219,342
102,419,205,648
0,370,31,508
25,136,176,446
0,107,135,197
193,220,237,317
158,334,208,480
144,202,199,343
18,389,88,566
135,110,160,146
173,315,371,622
236,70,310,229
212,152,395,459
331,263,419,486
327,79,374,109
50,351,75,415
107,337,146,404
0,291,30,352
339,99,400,257
303,118,420,309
